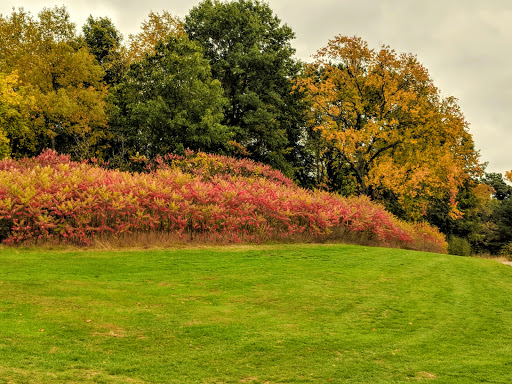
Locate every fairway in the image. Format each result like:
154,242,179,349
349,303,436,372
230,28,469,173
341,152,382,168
1,244,512,383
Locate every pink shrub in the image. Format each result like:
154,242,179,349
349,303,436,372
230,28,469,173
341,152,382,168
0,150,447,252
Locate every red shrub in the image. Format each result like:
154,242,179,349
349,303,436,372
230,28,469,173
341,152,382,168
0,150,447,252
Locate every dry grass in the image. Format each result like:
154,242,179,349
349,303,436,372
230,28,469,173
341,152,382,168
1,226,445,255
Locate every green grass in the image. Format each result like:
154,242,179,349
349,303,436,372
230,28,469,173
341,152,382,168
1,244,512,383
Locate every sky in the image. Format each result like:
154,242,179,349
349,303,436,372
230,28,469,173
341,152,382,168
2,0,511,176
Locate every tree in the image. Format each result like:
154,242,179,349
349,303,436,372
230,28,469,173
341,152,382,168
483,172,512,201
426,179,497,254
82,15,127,86
491,197,512,255
110,34,231,159
127,11,185,64
296,35,481,220
184,0,305,174
0,71,34,158
480,171,512,254
0,7,109,159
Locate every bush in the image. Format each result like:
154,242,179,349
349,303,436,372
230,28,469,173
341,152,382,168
499,242,512,260
0,150,447,252
448,236,472,256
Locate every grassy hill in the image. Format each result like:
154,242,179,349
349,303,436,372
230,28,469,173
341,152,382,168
1,244,512,383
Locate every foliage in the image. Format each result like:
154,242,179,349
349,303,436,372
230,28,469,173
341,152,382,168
435,172,512,256
447,236,472,256
0,130,8,160
0,5,498,255
492,171,512,255
185,0,306,174
82,15,127,86
489,198,512,254
0,150,446,252
426,180,497,255
110,35,231,160
471,172,512,255
483,172,512,201
506,170,512,184
295,35,481,220
126,10,185,64
499,242,512,260
0,72,34,158
0,7,109,159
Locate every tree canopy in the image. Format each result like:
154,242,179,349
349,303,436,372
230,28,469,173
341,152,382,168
110,34,231,160
127,11,185,64
296,35,481,220
0,7,108,159
1,2,509,255
185,0,305,174
0,72,33,158
82,15,127,86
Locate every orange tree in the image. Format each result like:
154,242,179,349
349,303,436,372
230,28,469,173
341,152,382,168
296,35,481,220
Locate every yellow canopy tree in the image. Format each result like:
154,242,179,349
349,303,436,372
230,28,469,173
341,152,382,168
296,35,481,220
0,72,34,158
0,7,108,159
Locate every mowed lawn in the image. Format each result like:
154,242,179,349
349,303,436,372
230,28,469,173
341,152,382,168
2,245,512,383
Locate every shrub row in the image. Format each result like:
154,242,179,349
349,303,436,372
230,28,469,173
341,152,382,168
0,150,447,252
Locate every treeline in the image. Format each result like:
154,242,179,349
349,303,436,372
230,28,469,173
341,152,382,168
0,0,510,255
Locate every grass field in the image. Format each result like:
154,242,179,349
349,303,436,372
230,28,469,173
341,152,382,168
1,244,512,383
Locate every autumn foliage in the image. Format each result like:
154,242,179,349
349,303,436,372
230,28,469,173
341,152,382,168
127,11,185,64
0,7,109,159
0,150,446,252
296,36,481,220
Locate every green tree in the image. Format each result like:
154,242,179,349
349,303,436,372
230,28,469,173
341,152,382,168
110,34,231,160
185,0,305,174
429,172,512,256
82,15,127,86
426,180,496,254
482,172,512,201
491,198,512,255
481,172,512,254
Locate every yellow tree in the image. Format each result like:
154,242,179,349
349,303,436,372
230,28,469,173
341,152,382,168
0,7,108,159
296,35,481,220
127,11,185,64
0,72,34,158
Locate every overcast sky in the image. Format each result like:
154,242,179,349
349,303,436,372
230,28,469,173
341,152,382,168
2,0,511,176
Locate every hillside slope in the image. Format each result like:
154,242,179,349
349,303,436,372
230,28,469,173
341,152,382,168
1,244,512,383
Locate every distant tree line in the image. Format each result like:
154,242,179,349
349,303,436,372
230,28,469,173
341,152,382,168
0,0,510,255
